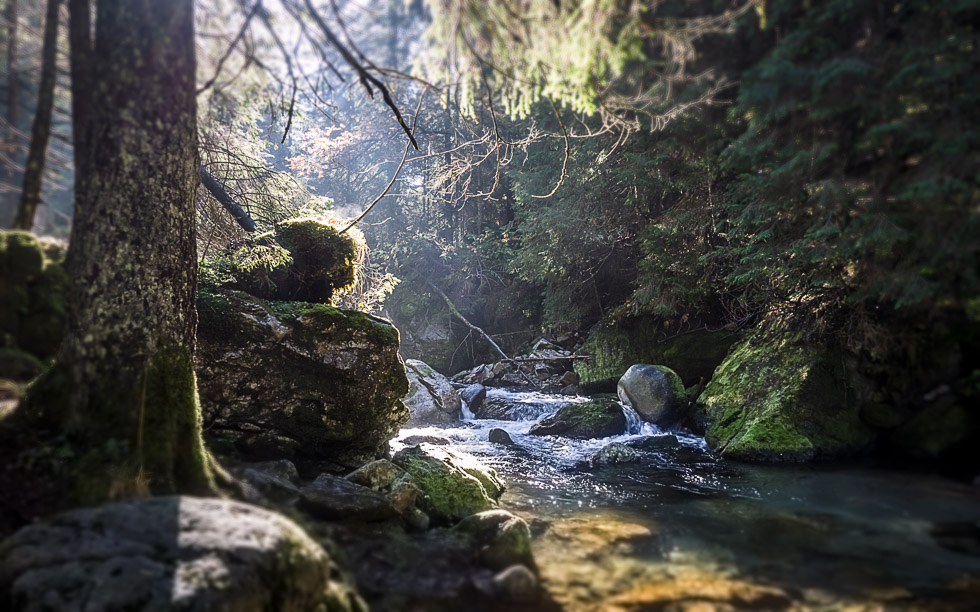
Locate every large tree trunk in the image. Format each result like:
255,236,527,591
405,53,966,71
12,0,60,230
1,0,19,219
16,0,214,509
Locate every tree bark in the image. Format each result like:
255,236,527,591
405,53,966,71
2,0,19,215
12,0,61,230
19,0,214,508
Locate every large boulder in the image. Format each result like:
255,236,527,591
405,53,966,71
196,287,409,471
528,399,627,439
697,335,875,462
617,364,688,427
393,444,504,524
403,359,462,425
0,496,365,612
575,316,740,391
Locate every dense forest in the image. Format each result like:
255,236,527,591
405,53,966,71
0,1,978,610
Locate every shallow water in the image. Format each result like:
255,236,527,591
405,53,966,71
394,388,980,610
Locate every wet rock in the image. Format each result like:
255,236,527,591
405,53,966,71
0,496,365,612
493,564,539,602
589,442,640,466
300,474,398,522
196,288,409,471
528,399,627,439
345,459,404,491
404,359,463,426
617,364,687,427
452,363,496,386
623,434,681,451
460,383,487,413
489,428,515,445
400,434,451,446
558,371,580,387
453,510,535,571
392,445,504,524
697,334,875,462
560,384,583,396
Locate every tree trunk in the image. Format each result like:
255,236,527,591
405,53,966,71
19,0,214,508
200,165,257,233
12,0,61,230
2,0,19,217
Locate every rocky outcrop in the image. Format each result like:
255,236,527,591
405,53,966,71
0,496,365,612
392,444,504,524
403,359,462,425
617,364,688,427
196,287,409,472
575,316,740,391
452,339,584,391
528,399,627,439
697,335,875,462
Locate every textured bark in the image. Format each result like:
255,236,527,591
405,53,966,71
2,0,19,214
12,0,61,230
20,0,214,506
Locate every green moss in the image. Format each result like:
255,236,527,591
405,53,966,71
529,399,627,438
698,335,874,462
393,446,496,524
3,232,44,283
576,316,739,390
653,364,688,400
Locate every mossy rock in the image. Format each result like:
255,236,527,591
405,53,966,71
617,364,688,426
0,231,69,361
392,444,502,524
576,316,740,391
206,218,357,305
196,287,408,472
528,399,627,439
697,335,875,462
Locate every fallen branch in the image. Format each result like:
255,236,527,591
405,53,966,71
427,280,538,387
501,355,592,363
200,166,258,233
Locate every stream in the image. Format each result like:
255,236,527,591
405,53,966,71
393,388,980,610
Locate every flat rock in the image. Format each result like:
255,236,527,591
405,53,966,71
300,474,398,522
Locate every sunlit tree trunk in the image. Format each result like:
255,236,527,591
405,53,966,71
21,0,214,506
12,0,60,230
2,0,19,217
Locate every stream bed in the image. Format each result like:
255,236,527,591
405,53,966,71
393,388,980,610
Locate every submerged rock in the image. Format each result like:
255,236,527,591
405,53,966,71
589,442,640,466
697,335,875,462
453,510,535,571
403,359,463,425
617,364,687,427
0,496,365,612
392,445,504,524
300,473,399,522
528,399,627,439
488,428,515,445
196,288,409,471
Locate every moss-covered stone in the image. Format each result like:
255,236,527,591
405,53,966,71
576,316,740,391
196,286,409,472
0,231,68,362
392,444,502,524
206,218,357,305
697,334,875,462
528,399,627,439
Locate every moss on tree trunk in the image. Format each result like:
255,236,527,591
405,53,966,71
0,0,215,517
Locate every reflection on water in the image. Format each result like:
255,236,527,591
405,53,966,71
394,388,980,610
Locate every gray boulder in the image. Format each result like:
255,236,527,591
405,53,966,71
404,359,463,425
196,288,409,471
528,399,627,439
617,364,687,426
488,428,514,445
589,442,640,466
452,510,534,571
0,496,365,612
300,473,399,522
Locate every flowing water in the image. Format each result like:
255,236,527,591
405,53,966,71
394,388,980,610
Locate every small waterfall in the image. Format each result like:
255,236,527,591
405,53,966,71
622,404,645,434
460,400,475,420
